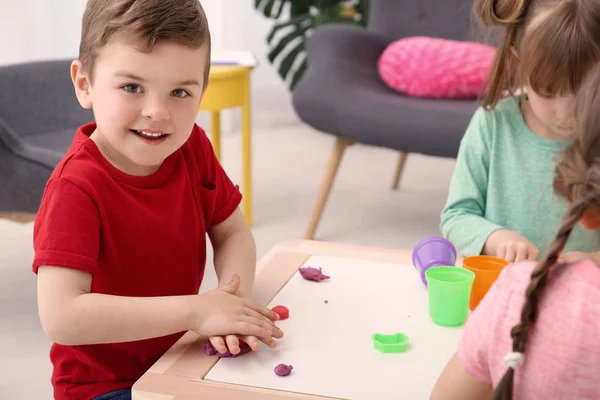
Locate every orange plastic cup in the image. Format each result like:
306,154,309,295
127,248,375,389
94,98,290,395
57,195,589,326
462,255,509,310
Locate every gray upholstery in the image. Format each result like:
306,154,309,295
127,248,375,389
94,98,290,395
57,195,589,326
292,0,481,159
367,0,475,42
0,59,93,213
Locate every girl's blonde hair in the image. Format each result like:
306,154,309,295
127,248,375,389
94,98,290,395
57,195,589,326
474,0,600,109
491,61,600,400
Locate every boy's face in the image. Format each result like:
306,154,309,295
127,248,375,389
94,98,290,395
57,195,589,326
71,39,208,176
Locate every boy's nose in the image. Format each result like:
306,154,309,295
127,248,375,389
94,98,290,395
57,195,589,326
142,99,171,121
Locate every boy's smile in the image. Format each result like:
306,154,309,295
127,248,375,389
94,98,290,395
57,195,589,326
71,38,208,176
130,129,170,144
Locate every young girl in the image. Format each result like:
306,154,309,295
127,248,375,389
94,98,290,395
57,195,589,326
430,56,600,400
440,0,600,263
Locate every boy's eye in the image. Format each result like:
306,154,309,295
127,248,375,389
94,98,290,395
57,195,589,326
122,84,142,94
172,89,190,98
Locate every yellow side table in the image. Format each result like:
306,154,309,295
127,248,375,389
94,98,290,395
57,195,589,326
200,65,253,226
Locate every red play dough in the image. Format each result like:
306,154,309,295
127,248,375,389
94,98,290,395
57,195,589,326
271,305,289,320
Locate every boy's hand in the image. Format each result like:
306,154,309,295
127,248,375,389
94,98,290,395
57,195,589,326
209,332,278,355
192,274,283,342
484,229,540,263
207,275,279,354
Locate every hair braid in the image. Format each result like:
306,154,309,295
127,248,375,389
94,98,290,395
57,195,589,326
492,200,587,400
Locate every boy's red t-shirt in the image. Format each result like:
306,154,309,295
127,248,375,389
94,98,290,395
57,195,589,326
31,123,242,400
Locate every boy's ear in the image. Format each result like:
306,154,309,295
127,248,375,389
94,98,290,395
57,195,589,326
70,60,93,110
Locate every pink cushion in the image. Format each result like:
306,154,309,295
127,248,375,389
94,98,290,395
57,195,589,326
377,36,496,99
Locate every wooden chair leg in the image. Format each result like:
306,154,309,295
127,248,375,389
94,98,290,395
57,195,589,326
305,138,352,240
391,152,409,190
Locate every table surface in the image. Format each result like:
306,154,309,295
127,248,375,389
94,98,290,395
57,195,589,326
132,240,444,400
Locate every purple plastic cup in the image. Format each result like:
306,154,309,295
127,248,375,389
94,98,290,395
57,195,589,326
412,237,457,286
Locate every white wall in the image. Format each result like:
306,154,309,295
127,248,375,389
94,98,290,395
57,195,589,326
203,0,301,132
0,0,300,133
0,1,86,66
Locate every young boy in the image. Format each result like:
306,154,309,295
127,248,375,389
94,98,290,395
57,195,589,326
31,1,283,399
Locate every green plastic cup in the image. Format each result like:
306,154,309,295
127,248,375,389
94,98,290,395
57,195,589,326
425,266,475,327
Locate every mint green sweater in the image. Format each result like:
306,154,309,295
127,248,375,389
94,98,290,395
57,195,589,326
440,97,599,257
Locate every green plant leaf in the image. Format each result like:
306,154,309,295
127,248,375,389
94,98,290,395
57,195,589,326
290,58,308,90
278,41,306,79
272,0,286,18
290,2,311,15
263,0,277,17
255,0,288,18
266,15,311,44
267,23,311,63
254,0,371,90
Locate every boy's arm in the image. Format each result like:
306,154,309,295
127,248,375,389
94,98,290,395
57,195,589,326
37,265,278,346
208,208,256,299
37,266,195,345
207,208,268,353
440,108,504,257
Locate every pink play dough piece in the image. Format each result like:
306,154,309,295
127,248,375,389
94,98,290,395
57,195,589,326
274,363,293,376
299,266,330,281
202,340,252,358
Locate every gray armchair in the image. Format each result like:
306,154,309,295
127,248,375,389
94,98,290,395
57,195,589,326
0,59,93,215
292,0,481,239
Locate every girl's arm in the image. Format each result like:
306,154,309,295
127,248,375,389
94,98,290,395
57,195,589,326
431,261,520,400
440,108,504,256
430,353,493,400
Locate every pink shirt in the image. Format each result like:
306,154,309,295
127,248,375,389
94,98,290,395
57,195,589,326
458,259,600,399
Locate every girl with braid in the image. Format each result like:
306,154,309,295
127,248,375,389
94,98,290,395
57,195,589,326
431,62,600,400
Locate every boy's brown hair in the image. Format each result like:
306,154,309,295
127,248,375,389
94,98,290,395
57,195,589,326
490,62,600,400
473,0,600,109
79,0,211,84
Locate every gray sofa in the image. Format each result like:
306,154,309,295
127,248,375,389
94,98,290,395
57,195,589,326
0,59,93,214
292,0,483,239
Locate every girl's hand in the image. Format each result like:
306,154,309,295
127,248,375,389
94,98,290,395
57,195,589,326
486,229,540,262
